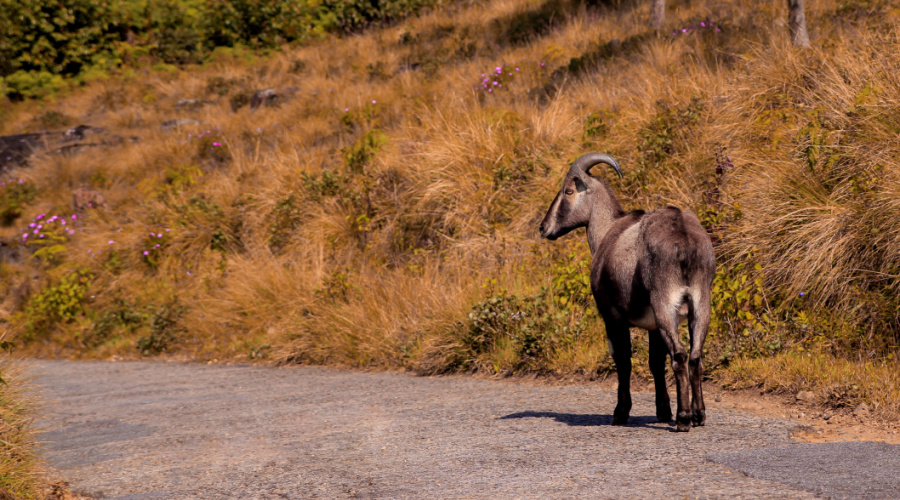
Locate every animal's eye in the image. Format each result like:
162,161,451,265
565,189,574,195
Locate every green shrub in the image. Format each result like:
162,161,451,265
343,129,388,173
84,299,146,348
137,301,185,355
319,0,439,32
201,0,316,48
2,71,66,100
22,270,93,339
0,0,123,78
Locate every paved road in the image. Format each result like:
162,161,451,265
29,360,900,499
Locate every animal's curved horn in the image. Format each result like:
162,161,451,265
570,153,623,179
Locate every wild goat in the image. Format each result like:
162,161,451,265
539,153,715,432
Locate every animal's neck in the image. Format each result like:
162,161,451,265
585,198,623,255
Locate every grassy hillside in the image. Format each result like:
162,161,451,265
2,0,900,418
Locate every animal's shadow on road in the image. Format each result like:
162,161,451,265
500,411,675,431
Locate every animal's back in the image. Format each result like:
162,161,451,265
639,206,715,293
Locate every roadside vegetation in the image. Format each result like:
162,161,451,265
2,0,900,449
0,352,42,499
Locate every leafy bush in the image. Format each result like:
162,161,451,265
84,299,146,348
136,301,185,355
201,0,317,48
2,71,66,100
319,0,439,32
22,270,93,339
0,0,122,78
342,129,388,173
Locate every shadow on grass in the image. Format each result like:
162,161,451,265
500,411,673,430
491,0,640,47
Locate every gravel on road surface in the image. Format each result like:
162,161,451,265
29,360,900,499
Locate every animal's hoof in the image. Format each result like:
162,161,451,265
612,409,630,425
692,410,706,427
657,406,672,423
676,411,692,432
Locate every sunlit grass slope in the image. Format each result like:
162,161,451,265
2,0,900,416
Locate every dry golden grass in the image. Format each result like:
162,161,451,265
1,0,899,414
0,356,43,499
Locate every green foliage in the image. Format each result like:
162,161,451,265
201,0,318,48
342,129,388,173
84,299,146,348
2,70,66,100
268,194,302,251
0,0,122,78
161,164,203,197
0,0,438,99
341,101,383,131
451,287,599,374
136,301,185,355
0,180,37,225
23,270,92,338
797,108,843,174
448,252,599,374
319,0,439,32
301,170,346,200
315,267,356,304
708,257,784,365
638,96,704,166
582,109,614,146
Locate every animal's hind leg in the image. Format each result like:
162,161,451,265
648,329,672,423
605,320,632,426
651,293,691,432
688,293,711,427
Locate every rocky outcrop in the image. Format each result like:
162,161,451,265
0,125,138,172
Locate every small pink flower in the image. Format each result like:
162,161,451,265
143,251,149,256
108,240,114,244
372,100,377,104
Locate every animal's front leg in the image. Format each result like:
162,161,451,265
606,322,632,425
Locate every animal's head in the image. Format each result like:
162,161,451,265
539,153,623,240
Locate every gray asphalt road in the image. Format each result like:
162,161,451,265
29,360,900,499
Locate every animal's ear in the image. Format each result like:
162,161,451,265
574,176,588,193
